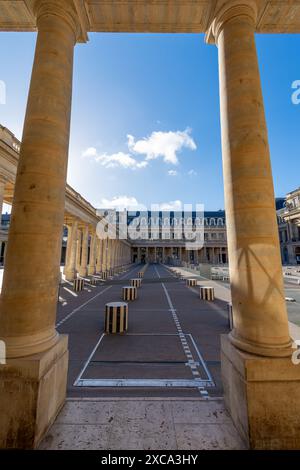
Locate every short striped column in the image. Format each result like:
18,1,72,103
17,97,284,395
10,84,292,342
187,278,197,287
73,278,85,292
228,302,233,329
200,286,215,301
89,277,98,286
102,271,108,280
122,286,137,301
105,302,128,334
138,271,144,278
130,278,142,288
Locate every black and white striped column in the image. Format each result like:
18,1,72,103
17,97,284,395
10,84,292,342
200,286,215,301
138,271,144,278
105,302,128,334
73,278,84,292
122,286,137,301
187,279,197,287
130,278,142,288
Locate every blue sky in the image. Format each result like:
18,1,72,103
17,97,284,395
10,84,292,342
0,32,299,212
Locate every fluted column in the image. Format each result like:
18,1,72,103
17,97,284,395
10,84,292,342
76,229,82,272
64,220,78,281
88,230,96,275
102,238,108,271
95,238,102,272
0,0,79,358
79,225,88,277
207,0,291,357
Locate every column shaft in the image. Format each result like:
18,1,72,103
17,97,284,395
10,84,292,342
79,225,88,277
214,3,291,356
64,220,78,281
0,3,77,357
88,231,96,275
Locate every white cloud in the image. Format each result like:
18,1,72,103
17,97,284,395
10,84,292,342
157,200,183,211
127,129,196,165
168,170,178,176
188,169,197,176
82,147,97,158
97,196,147,211
96,197,183,212
82,128,196,171
83,149,148,170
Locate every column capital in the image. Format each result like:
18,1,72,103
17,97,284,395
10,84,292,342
33,0,88,43
205,0,257,45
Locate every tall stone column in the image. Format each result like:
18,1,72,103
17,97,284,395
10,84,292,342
64,219,78,281
76,229,81,272
88,230,96,275
102,238,108,271
208,0,291,357
207,0,299,449
0,0,82,448
95,238,102,272
79,225,88,277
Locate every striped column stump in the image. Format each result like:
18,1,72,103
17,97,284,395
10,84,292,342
200,286,215,301
138,271,144,278
89,277,98,286
102,271,108,280
130,278,142,288
105,302,128,334
187,279,197,287
73,278,85,292
228,302,234,329
122,286,137,301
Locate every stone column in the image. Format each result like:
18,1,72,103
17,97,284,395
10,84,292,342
0,0,81,448
102,238,108,271
96,238,102,272
76,228,81,272
206,0,299,449
207,0,291,357
0,0,79,358
79,225,88,277
88,230,96,275
64,220,78,281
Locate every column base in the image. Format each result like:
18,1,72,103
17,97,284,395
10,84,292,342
78,268,87,277
64,270,76,282
88,266,96,276
221,334,300,449
0,334,68,449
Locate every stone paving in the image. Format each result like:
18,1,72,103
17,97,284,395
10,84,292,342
39,398,245,450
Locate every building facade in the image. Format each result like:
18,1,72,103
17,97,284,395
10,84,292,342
278,188,300,265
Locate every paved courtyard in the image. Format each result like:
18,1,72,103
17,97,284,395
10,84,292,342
56,263,230,399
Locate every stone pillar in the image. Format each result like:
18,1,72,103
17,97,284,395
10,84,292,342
0,0,81,448
79,225,88,277
207,0,299,449
95,238,102,272
102,238,108,271
208,0,291,357
64,220,78,281
76,229,81,272
88,230,96,275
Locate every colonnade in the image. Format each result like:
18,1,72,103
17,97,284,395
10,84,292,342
134,246,228,265
63,221,130,281
0,0,299,450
